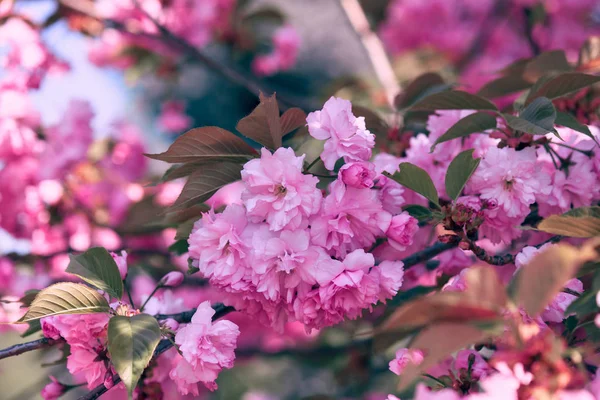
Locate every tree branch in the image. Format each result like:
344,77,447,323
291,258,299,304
401,240,459,269
0,337,63,361
339,0,399,110
57,0,316,111
467,235,562,266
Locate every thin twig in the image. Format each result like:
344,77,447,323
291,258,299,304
58,0,315,111
402,240,459,269
0,337,63,361
339,0,399,110
468,235,562,266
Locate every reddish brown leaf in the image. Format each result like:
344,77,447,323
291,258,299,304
170,163,243,211
146,127,256,164
515,242,598,317
236,92,282,149
381,291,500,333
280,107,307,136
381,266,505,336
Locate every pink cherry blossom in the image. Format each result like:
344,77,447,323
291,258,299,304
389,348,424,375
310,179,391,258
158,100,192,134
469,147,550,218
252,25,301,76
306,97,375,170
111,250,128,280
171,301,240,392
188,204,251,291
339,161,376,189
241,147,322,231
386,212,419,252
41,376,65,400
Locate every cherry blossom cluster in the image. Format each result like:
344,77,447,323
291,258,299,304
40,300,239,396
188,97,413,331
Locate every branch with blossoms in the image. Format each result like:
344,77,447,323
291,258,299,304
2,0,600,398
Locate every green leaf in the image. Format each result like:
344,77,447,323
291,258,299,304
536,207,600,238
146,127,257,164
20,320,42,337
523,50,572,82
15,283,110,323
555,112,599,145
503,97,557,135
384,163,439,207
519,97,557,130
477,75,532,99
402,204,432,222
67,247,124,299
168,239,189,255
409,90,498,112
431,112,496,151
170,162,243,211
567,270,600,317
445,149,481,201
19,289,40,308
107,314,161,396
236,92,283,149
395,72,445,109
528,72,600,103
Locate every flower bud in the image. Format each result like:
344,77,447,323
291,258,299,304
386,212,418,251
339,161,376,189
162,318,179,331
104,371,115,389
458,240,471,251
161,271,184,287
41,376,65,400
110,250,128,280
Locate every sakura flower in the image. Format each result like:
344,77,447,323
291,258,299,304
111,250,128,280
157,100,192,134
241,147,322,231
319,249,381,320
250,226,343,301
252,25,301,76
339,161,376,189
389,348,424,375
41,376,65,400
469,147,550,218
171,301,240,392
307,96,375,170
188,204,251,291
67,345,109,389
413,383,461,400
310,179,391,258
386,212,418,252
161,271,185,287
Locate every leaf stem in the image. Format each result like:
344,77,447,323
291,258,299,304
124,278,135,309
139,284,163,312
304,157,321,173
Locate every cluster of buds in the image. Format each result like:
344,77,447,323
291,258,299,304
554,87,600,126
440,199,497,239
